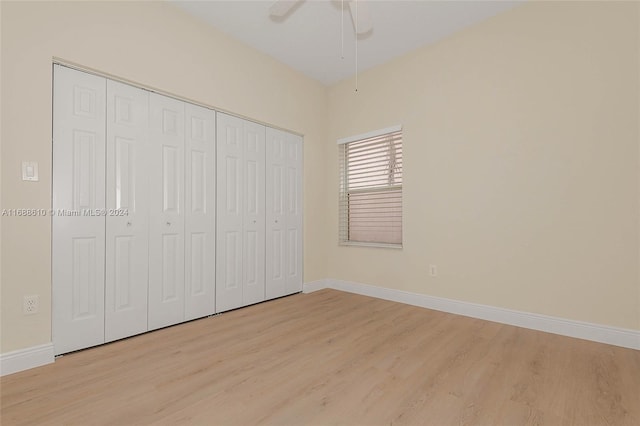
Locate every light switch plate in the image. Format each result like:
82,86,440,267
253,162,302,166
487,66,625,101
22,161,39,181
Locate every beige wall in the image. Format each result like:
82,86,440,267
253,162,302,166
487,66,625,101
327,1,640,330
0,0,328,353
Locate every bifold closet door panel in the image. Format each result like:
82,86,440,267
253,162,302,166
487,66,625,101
184,104,215,320
266,128,303,300
216,113,244,312
284,133,303,295
242,121,266,306
265,128,286,299
148,93,185,330
216,113,266,312
52,65,106,355
104,80,149,342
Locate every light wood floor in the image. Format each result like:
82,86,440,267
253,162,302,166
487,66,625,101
1,289,639,425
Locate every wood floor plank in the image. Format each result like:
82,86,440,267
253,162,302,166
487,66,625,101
1,289,638,425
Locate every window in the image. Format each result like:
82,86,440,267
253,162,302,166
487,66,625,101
338,126,403,247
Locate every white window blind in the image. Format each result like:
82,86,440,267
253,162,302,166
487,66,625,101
338,127,403,247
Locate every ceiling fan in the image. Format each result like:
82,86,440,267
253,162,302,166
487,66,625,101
269,0,373,35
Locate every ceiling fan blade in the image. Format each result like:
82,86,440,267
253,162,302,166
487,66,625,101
348,0,373,34
269,0,302,18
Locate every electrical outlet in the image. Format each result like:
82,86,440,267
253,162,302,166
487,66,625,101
23,295,39,315
429,264,438,277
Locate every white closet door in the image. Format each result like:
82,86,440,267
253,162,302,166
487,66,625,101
266,128,303,299
265,128,286,299
52,65,106,355
148,93,185,330
242,121,266,306
184,104,215,320
104,80,149,342
216,113,266,312
284,133,303,295
216,113,244,312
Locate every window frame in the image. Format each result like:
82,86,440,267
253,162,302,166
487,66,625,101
338,125,403,249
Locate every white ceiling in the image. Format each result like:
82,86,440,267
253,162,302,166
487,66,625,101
169,0,523,86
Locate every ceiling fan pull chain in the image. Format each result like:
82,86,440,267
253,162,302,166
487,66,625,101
355,0,358,92
341,0,345,59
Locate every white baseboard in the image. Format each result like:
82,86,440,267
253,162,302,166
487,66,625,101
0,343,55,376
3,281,638,377
305,279,640,350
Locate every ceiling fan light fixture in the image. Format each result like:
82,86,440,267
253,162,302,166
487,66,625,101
269,0,372,35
